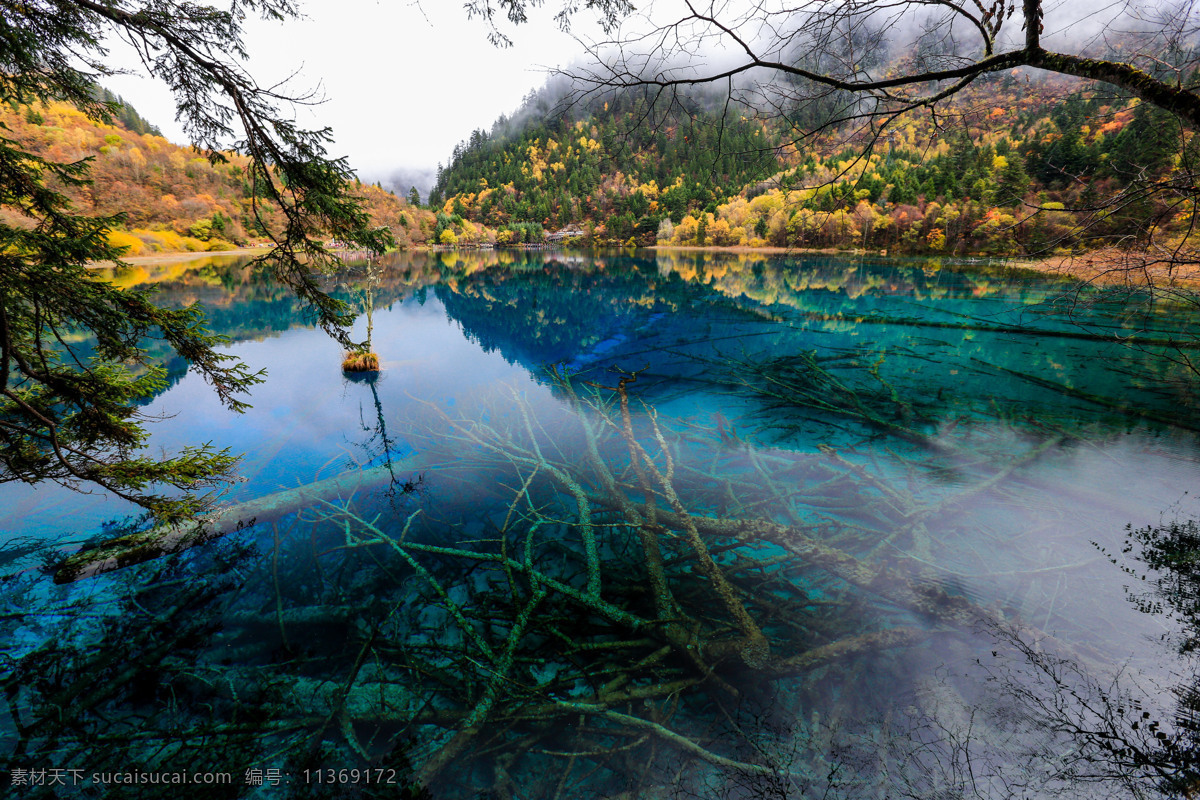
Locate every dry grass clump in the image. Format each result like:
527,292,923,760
341,350,380,372
1028,246,1200,288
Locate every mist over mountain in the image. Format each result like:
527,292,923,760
372,166,439,203
428,78,780,243
427,51,1189,254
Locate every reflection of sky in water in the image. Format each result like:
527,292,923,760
0,295,554,541
4,251,1200,797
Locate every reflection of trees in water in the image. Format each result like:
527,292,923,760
983,623,1198,799
107,252,1200,439
344,371,422,499
1054,518,1200,795
894,518,1200,800
428,255,1200,438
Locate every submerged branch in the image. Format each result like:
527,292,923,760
53,461,415,583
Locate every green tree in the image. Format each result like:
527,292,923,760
1106,102,1180,180
1,0,391,521
991,155,1031,208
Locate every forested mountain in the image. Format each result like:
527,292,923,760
9,73,1188,259
430,86,780,244
432,71,1189,255
1,93,435,255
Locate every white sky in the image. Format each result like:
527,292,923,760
96,0,1145,189
101,0,610,183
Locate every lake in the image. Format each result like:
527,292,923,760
3,249,1200,798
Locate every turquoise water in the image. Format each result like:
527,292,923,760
2,250,1200,797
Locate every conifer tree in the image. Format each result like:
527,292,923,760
1,0,391,521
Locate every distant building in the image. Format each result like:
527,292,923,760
548,227,586,243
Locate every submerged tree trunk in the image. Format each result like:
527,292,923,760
53,460,414,583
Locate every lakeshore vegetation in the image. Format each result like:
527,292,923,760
430,75,1187,254
7,69,1189,260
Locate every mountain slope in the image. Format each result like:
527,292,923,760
2,94,436,254
431,87,780,244
433,72,1190,254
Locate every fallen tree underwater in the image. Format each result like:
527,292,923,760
289,368,1113,795
18,365,1139,797
52,458,420,584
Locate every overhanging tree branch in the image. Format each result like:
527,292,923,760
569,0,1200,129
0,0,391,520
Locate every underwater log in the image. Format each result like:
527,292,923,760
53,461,415,584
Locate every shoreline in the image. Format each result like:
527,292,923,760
89,246,272,268
92,243,1200,290
1008,248,1200,289
648,244,1200,288
648,244,825,255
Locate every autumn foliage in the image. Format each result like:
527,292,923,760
1,97,436,256
435,73,1193,256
